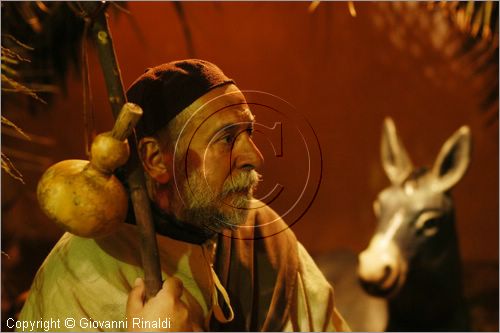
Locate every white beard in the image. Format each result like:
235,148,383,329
178,169,261,233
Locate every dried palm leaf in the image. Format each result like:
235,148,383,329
1,116,30,141
1,152,24,184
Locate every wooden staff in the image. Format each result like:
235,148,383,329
80,2,162,299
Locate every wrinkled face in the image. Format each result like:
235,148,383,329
358,173,453,297
170,84,264,233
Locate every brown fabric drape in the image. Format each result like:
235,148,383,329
212,205,299,331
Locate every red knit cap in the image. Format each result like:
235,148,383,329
126,59,234,138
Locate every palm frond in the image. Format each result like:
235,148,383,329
444,1,499,121
1,152,24,184
1,116,30,141
308,1,356,17
1,2,84,103
1,43,48,103
1,116,31,183
373,2,498,125
2,74,47,104
308,1,321,14
447,1,498,41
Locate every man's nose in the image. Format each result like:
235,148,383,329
233,133,264,171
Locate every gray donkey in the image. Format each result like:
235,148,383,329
357,117,471,331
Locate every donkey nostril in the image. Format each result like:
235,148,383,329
380,265,392,283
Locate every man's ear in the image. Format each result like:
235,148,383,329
138,137,171,184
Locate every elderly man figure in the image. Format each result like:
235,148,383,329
18,60,349,332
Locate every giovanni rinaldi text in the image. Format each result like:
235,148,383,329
6,317,172,331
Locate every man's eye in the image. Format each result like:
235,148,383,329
221,134,234,144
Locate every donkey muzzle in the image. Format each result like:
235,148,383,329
357,234,406,297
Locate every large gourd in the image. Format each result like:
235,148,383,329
37,103,142,238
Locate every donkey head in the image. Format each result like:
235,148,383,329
357,117,471,297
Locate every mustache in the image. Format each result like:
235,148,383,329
221,170,262,196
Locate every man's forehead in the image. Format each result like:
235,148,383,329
188,85,254,126
194,103,254,134
166,84,255,148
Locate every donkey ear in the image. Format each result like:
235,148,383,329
431,126,471,192
381,117,414,185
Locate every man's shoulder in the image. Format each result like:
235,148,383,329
242,199,298,244
26,226,145,299
251,199,280,223
19,229,141,324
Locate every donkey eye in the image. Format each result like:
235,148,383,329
415,211,442,237
373,200,381,217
